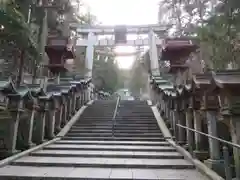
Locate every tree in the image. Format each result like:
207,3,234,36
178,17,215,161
92,57,123,93
160,0,240,70
129,59,148,96
0,0,38,80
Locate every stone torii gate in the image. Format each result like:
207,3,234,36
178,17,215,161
70,23,168,78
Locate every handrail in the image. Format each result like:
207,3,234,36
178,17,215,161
176,124,240,180
112,95,121,136
176,124,240,149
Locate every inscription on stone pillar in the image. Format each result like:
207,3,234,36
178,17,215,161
203,92,219,110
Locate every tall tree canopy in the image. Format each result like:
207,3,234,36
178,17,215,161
159,0,240,70
92,57,124,93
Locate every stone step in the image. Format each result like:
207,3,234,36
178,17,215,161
61,137,166,141
55,140,170,146
71,125,159,130
78,119,157,122
66,132,163,137
77,121,157,124
74,123,158,126
0,166,207,180
12,156,195,169
44,144,176,152
30,150,184,159
81,116,156,119
68,129,161,133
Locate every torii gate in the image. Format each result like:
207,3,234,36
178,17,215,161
70,24,168,78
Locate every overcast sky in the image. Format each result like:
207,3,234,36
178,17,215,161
81,0,160,69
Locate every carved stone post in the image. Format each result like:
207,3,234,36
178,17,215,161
214,70,240,179
8,111,21,154
21,98,39,148
46,98,56,139
78,84,84,108
192,74,211,160
169,91,176,134
2,96,23,155
83,84,88,104
80,84,84,106
71,89,76,114
177,93,186,145
183,89,194,153
34,97,48,144
68,91,72,119
156,88,161,110
203,91,224,175
54,95,63,133
230,117,240,179
60,93,68,125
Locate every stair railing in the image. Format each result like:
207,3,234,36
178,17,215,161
112,95,121,137
177,124,240,180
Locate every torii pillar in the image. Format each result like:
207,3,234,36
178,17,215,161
85,32,96,101
148,30,160,74
85,32,96,78
148,30,160,103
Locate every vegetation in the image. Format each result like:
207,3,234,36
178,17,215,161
0,0,96,80
92,56,124,93
159,0,240,70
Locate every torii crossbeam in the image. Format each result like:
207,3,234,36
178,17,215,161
70,24,168,35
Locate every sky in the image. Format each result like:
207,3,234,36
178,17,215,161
82,0,159,69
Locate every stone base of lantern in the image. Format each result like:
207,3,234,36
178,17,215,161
204,159,225,177
0,149,20,159
176,141,186,146
36,139,47,145
193,150,208,161
55,127,62,134
24,142,36,149
183,144,189,150
169,128,174,134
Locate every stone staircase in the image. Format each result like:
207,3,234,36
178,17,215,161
0,100,209,179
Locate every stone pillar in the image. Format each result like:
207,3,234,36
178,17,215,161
68,95,72,119
230,117,240,179
206,111,220,160
156,91,160,110
160,94,164,113
34,109,46,144
152,86,157,105
168,99,175,135
172,109,178,138
86,86,90,102
5,111,21,155
177,110,186,145
204,110,224,175
72,93,76,114
55,106,63,133
192,109,208,159
80,89,84,106
75,93,80,111
165,100,169,119
176,97,186,145
46,110,56,139
61,103,67,126
83,87,86,104
186,108,194,153
23,108,36,148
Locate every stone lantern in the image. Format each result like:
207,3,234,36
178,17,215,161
0,79,18,156
211,70,240,179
